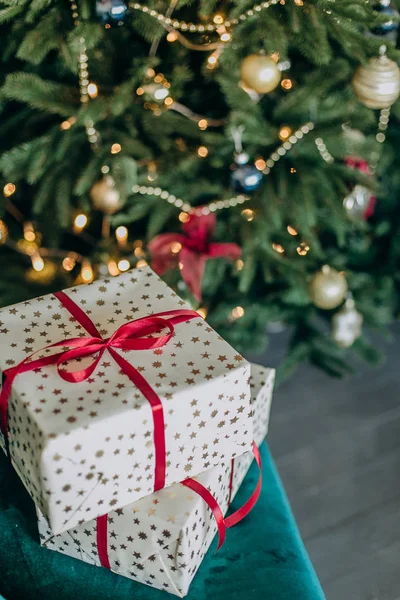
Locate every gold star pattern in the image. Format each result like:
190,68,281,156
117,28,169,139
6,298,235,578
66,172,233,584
0,266,252,535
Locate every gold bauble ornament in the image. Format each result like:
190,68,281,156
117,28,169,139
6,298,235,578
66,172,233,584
240,54,281,94
352,53,400,109
309,265,348,310
90,176,123,214
0,220,8,245
332,298,363,349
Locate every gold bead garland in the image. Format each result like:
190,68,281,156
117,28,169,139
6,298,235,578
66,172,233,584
129,1,279,33
131,122,315,215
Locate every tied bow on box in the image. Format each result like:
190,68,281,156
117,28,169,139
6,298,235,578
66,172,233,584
148,212,241,301
0,290,199,491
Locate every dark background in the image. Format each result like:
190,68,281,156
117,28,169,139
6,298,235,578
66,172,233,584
249,321,400,600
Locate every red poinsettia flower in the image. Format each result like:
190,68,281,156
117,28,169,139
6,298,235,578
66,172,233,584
148,212,241,301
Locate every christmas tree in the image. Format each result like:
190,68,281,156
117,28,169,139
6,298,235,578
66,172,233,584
0,0,399,381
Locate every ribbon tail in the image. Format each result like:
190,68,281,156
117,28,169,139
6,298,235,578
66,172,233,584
182,478,226,551
224,442,262,529
96,514,111,569
179,248,207,302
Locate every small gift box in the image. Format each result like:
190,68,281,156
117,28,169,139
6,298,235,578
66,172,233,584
0,266,251,534
37,364,274,597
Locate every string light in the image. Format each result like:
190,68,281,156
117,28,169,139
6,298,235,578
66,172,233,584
60,117,76,131
108,259,120,276
281,78,293,90
230,306,245,320
81,260,94,283
17,238,37,256
73,213,88,233
198,119,208,130
272,243,285,254
167,31,178,42
179,212,190,223
287,225,298,236
3,183,16,197
115,225,128,247
235,259,244,271
241,208,255,221
118,258,130,272
111,143,122,154
197,146,208,157
87,82,98,98
23,222,36,242
0,220,8,245
255,158,266,171
207,52,219,69
297,241,310,256
171,241,182,253
136,259,148,268
62,255,76,271
278,126,292,141
31,252,44,272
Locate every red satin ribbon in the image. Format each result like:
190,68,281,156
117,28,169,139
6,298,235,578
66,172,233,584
96,442,262,568
0,290,199,491
184,442,262,551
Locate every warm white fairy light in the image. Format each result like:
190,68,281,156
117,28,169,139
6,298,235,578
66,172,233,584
73,213,88,233
31,252,44,272
118,258,130,272
81,260,94,283
87,82,98,98
3,183,16,197
115,225,128,247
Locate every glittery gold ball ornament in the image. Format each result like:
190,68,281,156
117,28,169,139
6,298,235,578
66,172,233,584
0,220,8,245
309,265,348,310
352,53,400,109
240,54,281,94
332,298,363,348
90,176,123,214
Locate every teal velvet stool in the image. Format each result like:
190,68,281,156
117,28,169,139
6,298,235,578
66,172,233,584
0,444,325,600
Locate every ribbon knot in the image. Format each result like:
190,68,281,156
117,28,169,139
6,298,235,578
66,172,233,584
55,313,176,385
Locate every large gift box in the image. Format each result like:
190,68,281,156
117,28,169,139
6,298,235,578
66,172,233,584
37,364,274,598
0,266,251,534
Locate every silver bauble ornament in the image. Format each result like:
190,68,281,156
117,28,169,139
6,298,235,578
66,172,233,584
352,53,400,109
332,298,363,348
343,185,373,221
310,265,348,310
90,176,123,214
240,54,281,94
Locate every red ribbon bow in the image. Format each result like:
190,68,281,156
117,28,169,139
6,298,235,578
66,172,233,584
0,290,199,492
148,212,241,301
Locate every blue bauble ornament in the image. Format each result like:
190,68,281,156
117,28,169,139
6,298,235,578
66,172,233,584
371,2,399,38
96,0,129,24
231,165,263,193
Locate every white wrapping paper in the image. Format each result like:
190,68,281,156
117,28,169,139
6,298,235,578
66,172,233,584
0,266,251,534
37,364,274,597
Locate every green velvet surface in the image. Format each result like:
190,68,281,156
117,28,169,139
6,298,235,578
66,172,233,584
0,444,325,600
